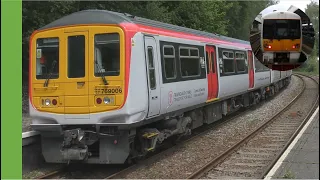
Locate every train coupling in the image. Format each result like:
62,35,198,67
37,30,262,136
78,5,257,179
60,129,91,161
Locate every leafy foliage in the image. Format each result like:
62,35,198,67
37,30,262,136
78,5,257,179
297,0,319,74
225,0,278,40
305,0,319,56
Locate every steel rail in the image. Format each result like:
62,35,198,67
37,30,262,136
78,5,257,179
187,74,314,179
260,74,319,179
106,75,296,179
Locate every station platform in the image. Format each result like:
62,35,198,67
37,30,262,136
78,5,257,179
265,107,319,179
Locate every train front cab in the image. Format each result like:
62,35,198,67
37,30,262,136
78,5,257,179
29,25,131,164
261,11,302,64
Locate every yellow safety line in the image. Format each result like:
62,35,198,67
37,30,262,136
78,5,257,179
206,98,219,103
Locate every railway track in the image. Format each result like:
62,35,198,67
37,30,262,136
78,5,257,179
104,77,303,179
105,108,260,179
37,104,273,179
36,169,64,179
34,108,252,179
187,74,319,179
31,74,311,179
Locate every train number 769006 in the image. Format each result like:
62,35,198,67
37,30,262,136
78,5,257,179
94,87,122,94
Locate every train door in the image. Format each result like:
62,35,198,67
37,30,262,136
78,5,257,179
211,46,219,98
248,50,255,89
64,31,90,116
144,36,161,117
206,45,218,100
206,46,213,99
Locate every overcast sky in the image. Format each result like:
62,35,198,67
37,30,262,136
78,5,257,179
260,0,319,16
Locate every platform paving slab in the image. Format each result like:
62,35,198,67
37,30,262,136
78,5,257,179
271,112,319,179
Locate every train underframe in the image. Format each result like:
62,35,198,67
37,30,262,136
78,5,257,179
265,52,301,64
39,77,291,164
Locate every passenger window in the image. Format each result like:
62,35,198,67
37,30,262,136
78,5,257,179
147,47,156,89
94,33,120,76
36,37,59,79
224,59,235,73
179,47,200,77
237,60,246,72
223,51,235,73
223,52,229,58
190,49,199,56
235,52,246,72
180,48,189,56
68,35,85,78
163,46,176,79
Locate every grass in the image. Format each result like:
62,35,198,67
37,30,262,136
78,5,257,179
282,169,296,179
293,70,319,76
293,54,319,76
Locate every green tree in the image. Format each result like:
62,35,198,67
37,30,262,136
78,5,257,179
22,1,77,79
225,0,278,40
169,1,232,35
22,1,171,77
23,1,270,78
297,0,319,74
305,0,319,56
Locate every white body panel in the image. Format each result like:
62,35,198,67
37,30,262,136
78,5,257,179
144,36,161,117
254,71,271,89
271,70,281,84
216,44,250,99
154,36,208,115
218,75,249,98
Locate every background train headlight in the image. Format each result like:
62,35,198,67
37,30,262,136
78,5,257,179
104,97,111,104
292,44,300,49
264,44,272,49
45,99,51,106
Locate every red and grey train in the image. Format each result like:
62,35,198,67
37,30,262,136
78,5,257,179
29,10,292,164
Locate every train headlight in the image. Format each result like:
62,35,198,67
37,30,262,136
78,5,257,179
45,99,51,106
292,44,300,49
104,97,111,104
264,44,272,49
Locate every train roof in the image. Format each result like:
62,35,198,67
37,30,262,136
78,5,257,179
262,11,301,20
38,9,250,45
254,14,262,23
287,5,311,23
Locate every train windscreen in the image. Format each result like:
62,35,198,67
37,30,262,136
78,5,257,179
263,19,301,40
35,38,59,79
94,33,120,77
